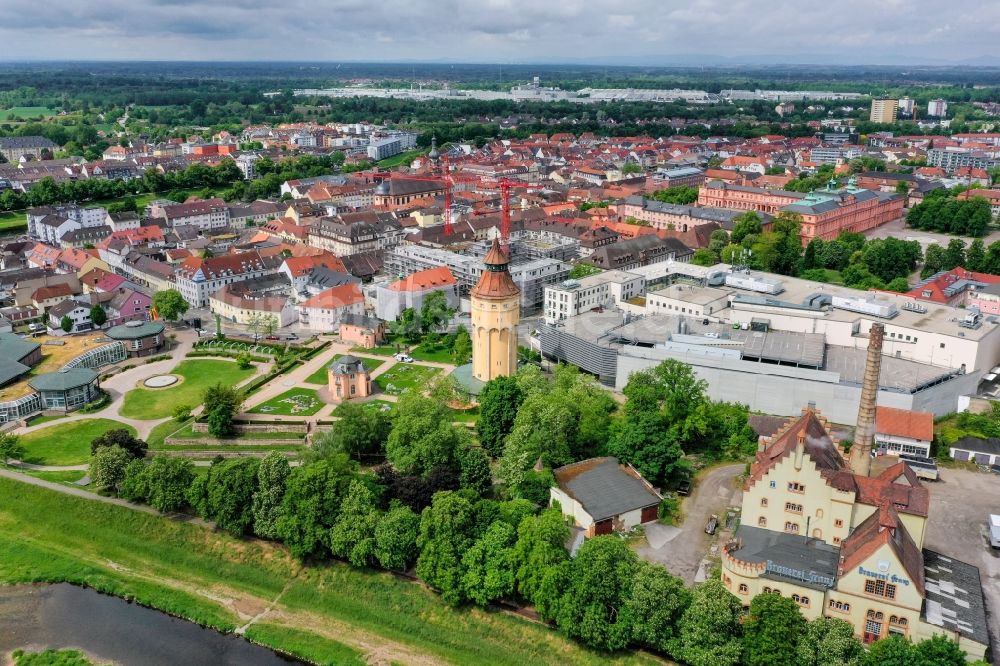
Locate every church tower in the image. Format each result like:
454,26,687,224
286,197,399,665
471,239,520,382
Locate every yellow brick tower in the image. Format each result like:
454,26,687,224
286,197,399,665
471,239,520,382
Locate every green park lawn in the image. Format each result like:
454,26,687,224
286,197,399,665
331,399,396,416
0,106,55,120
248,388,323,416
0,478,658,666
19,418,137,466
374,364,442,396
351,342,403,356
0,209,26,233
408,343,455,364
304,354,385,385
449,406,480,423
120,360,254,420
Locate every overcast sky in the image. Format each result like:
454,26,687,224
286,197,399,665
2,0,999,65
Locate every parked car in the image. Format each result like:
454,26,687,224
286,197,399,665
286,332,298,339
705,514,719,535
394,353,414,363
265,335,280,341
676,479,692,496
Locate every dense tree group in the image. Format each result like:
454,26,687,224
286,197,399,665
906,190,992,237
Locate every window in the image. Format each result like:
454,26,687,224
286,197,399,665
760,498,768,507
788,482,805,493
738,584,748,594
828,600,850,613
769,480,776,489
864,579,897,600
833,537,841,545
940,342,945,348
785,502,802,513
812,528,822,539
784,521,799,534
758,517,767,527
834,519,844,528
815,508,824,519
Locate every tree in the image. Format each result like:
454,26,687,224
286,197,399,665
89,444,133,493
913,635,968,666
386,394,466,476
676,579,743,666
451,324,471,364
462,520,517,606
556,536,637,652
328,479,381,567
420,289,454,334
276,455,356,560
311,402,391,463
626,561,691,654
477,375,524,458
742,593,806,666
152,289,189,322
796,617,863,666
89,303,107,328
860,238,921,283
251,452,290,539
60,315,73,333
190,458,260,536
375,504,421,571
966,238,987,272
90,428,147,459
923,243,947,277
863,635,915,666
458,446,492,496
896,180,910,195
202,383,243,438
144,456,195,513
416,491,477,605
731,211,763,245
649,186,699,205
0,432,24,466
943,237,967,271
392,307,422,343
691,248,717,266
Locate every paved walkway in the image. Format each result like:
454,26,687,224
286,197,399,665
0,466,212,527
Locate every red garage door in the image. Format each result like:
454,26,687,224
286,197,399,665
594,519,613,535
641,505,659,523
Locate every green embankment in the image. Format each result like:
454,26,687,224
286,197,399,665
0,478,663,666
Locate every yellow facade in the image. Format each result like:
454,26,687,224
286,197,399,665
471,294,519,382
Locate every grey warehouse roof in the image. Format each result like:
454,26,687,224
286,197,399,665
28,367,98,392
0,333,40,362
730,524,840,591
553,456,661,522
922,549,990,646
105,320,165,340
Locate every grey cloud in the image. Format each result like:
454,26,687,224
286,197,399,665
0,0,998,62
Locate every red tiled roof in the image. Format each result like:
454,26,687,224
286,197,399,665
837,503,925,595
388,266,456,293
299,283,364,309
875,406,934,442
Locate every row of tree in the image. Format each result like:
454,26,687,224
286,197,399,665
906,190,993,237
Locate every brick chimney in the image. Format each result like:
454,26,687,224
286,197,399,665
849,323,884,477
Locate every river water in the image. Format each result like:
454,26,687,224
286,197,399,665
0,584,298,665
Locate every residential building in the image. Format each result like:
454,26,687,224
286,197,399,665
209,276,297,328
870,98,899,123
47,298,92,332
927,99,948,118
550,457,662,537
0,136,58,162
874,406,934,458
175,251,281,308
157,198,230,231
927,148,999,172
375,266,459,321
372,178,446,206
306,214,404,256
647,166,704,189
615,196,761,232
544,270,644,324
587,235,693,271
297,282,365,332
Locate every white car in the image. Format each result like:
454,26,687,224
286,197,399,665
394,353,414,363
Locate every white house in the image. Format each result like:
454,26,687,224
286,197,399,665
874,406,934,458
297,283,365,332
550,457,662,538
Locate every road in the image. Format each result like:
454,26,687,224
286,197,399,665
636,463,744,583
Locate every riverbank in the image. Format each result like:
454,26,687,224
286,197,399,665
0,477,662,666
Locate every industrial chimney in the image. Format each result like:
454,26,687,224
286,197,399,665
849,323,884,477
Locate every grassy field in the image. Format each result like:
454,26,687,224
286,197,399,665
409,343,455,364
374,364,441,396
244,623,365,666
0,477,663,666
19,419,137,466
376,148,427,168
331,399,396,416
248,388,323,416
25,413,68,427
120,360,254,420
0,106,56,120
449,406,480,423
304,355,385,385
0,209,26,234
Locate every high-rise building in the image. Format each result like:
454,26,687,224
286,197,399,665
927,98,948,118
897,97,915,118
470,239,520,382
870,98,899,123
